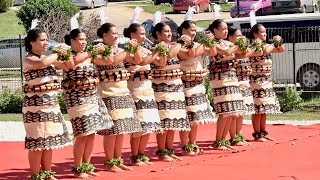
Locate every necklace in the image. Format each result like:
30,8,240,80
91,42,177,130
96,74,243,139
29,51,41,59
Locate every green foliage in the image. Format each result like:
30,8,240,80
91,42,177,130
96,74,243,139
278,85,302,112
0,0,14,13
204,77,214,107
58,92,67,114
0,87,23,113
16,0,79,31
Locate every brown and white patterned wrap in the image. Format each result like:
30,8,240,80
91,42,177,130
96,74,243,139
151,45,190,131
249,54,281,114
125,47,162,134
236,58,255,115
63,64,113,138
97,47,142,136
180,44,216,125
209,41,245,117
23,65,72,151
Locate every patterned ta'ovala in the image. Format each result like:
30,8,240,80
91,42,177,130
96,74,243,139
209,41,245,116
63,64,113,138
236,58,255,115
23,65,72,150
151,44,190,131
180,43,215,125
97,47,142,136
125,47,162,133
249,54,281,114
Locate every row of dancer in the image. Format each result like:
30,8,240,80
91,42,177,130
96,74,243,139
22,11,284,180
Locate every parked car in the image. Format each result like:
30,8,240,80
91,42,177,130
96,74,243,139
173,0,211,13
71,0,107,9
153,0,173,5
271,0,318,14
230,0,272,18
0,37,59,68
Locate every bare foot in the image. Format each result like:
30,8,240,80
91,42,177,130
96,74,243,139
132,161,147,166
195,148,205,155
254,137,268,142
87,171,100,177
49,175,58,180
242,140,251,146
232,141,247,146
105,164,124,173
225,144,237,150
117,164,134,171
208,144,230,150
169,154,183,161
144,161,153,165
158,155,176,162
181,150,196,156
264,136,275,141
74,173,91,179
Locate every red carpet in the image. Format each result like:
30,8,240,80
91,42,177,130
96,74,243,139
1,124,320,180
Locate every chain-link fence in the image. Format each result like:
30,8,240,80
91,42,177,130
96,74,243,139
0,35,25,91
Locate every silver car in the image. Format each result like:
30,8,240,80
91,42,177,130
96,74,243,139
71,0,107,9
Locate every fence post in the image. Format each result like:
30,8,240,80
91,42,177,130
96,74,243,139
19,34,23,85
292,25,296,85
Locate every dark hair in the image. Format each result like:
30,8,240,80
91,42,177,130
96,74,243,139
249,23,264,40
25,29,46,52
123,23,142,38
152,22,167,40
208,19,225,33
97,23,116,38
177,20,195,35
227,26,240,40
64,28,84,46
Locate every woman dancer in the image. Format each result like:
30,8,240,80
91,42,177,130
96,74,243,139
249,23,284,142
63,29,113,178
95,23,143,172
23,29,72,180
227,26,259,146
177,20,216,155
151,22,194,161
123,23,163,166
207,19,245,150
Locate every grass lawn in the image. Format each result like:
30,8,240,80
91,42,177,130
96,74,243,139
0,9,25,38
195,20,211,28
0,113,70,122
0,70,21,78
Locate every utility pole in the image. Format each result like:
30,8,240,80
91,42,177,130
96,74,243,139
237,0,240,17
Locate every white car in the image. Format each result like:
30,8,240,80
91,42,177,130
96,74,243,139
71,0,107,9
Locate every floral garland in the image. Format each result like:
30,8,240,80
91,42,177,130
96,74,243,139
124,43,141,54
131,153,150,163
105,157,124,166
52,48,72,62
71,162,95,173
182,144,200,152
251,39,265,53
86,45,99,59
197,34,216,47
230,133,246,144
30,170,56,180
154,44,169,57
272,37,283,48
235,37,250,51
102,45,112,58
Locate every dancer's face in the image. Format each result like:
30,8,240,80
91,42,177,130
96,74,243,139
228,29,242,43
131,26,146,44
157,25,172,43
103,26,119,46
254,25,267,41
31,33,48,54
182,23,197,40
71,32,87,52
213,22,228,40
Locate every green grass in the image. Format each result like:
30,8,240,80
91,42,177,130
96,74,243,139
195,20,211,28
124,1,172,14
220,3,232,12
0,70,21,78
0,9,25,37
0,113,70,122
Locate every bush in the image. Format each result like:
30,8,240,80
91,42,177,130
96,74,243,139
205,77,214,107
16,0,79,31
278,85,302,112
0,87,23,113
58,92,67,114
0,0,14,13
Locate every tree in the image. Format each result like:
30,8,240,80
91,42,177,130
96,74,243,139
16,0,79,31
0,0,15,13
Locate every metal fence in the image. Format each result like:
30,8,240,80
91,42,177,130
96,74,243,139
242,26,320,92
1,25,320,92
